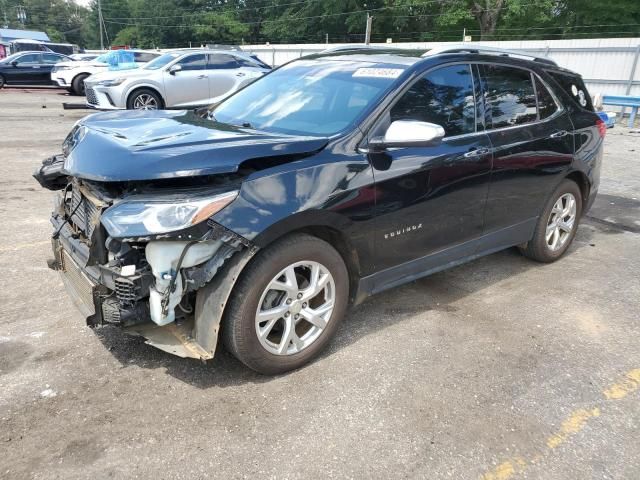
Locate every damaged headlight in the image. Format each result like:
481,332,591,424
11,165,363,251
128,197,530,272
101,190,238,237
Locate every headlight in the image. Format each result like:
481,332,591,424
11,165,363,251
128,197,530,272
96,77,125,87
101,191,238,237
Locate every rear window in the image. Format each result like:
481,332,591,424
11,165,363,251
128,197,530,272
547,71,593,111
534,76,559,120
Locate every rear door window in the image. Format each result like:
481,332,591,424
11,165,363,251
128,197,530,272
42,53,64,64
482,65,537,129
207,54,239,69
390,64,476,137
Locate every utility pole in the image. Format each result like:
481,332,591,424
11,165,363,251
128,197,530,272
325,33,328,45
364,12,373,45
97,0,104,50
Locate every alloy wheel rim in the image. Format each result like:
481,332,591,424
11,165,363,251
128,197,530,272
255,261,335,356
133,94,158,110
546,193,577,251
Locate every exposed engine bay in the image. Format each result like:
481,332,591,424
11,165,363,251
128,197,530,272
36,159,257,360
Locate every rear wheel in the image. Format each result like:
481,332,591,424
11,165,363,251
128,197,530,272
222,234,349,375
71,73,89,95
127,88,163,110
519,179,582,262
0,74,5,88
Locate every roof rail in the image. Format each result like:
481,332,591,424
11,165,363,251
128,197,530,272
321,45,377,53
422,44,557,66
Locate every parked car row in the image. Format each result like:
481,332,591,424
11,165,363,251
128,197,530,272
83,49,271,110
0,47,271,111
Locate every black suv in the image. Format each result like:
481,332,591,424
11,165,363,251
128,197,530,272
35,46,604,374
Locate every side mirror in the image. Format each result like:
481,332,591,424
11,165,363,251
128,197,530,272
168,64,182,75
11,60,18,67
369,120,445,151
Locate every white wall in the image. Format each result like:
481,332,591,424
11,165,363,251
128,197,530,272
242,38,640,102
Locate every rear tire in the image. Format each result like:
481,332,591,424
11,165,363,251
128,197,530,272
222,234,349,375
0,74,5,88
71,73,89,95
519,179,582,262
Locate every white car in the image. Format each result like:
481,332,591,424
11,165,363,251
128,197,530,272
51,49,160,95
83,49,271,110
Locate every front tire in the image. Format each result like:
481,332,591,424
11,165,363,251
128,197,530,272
222,234,349,375
127,88,163,110
0,74,5,88
519,179,582,262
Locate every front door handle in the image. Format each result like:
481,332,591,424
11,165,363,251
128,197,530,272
463,147,490,158
236,72,245,77
549,130,568,139
197,74,207,79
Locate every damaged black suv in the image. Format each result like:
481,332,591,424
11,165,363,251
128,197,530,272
35,46,603,374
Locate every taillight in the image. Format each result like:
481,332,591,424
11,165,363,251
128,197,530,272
596,119,607,138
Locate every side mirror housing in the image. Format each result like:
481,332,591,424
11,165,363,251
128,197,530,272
11,60,18,67
369,120,445,151
168,64,182,75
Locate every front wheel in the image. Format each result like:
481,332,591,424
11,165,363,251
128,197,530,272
127,88,163,110
519,179,583,262
0,74,5,88
222,234,349,375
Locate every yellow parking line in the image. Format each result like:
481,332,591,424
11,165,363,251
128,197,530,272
603,369,640,400
0,240,49,253
546,408,600,449
480,368,640,479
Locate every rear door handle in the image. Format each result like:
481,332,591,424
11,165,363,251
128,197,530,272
236,72,245,77
463,147,490,158
549,130,568,139
197,74,207,79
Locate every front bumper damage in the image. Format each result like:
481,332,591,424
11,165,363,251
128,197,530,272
49,189,257,361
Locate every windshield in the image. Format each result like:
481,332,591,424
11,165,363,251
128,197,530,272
144,52,181,70
213,60,404,136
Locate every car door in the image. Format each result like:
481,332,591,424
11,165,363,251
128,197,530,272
162,53,209,107
10,53,43,84
206,53,246,101
367,64,493,275
479,64,574,235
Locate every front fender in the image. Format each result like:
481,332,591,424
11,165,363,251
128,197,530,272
211,154,377,275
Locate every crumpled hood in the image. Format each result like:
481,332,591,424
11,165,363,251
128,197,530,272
62,110,329,182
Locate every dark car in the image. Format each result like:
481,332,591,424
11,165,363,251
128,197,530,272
0,51,72,87
35,46,603,374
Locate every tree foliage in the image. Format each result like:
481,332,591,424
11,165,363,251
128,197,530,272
0,0,638,49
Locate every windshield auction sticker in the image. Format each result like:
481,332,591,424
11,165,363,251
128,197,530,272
352,68,404,79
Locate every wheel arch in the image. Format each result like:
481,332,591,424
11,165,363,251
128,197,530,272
252,212,362,303
565,170,591,211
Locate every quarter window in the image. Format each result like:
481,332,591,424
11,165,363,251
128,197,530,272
176,54,206,71
535,76,559,119
482,65,537,128
390,64,476,137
